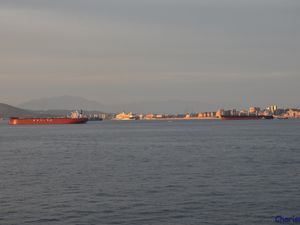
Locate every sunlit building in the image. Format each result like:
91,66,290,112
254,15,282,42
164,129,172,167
285,109,300,118
249,107,260,115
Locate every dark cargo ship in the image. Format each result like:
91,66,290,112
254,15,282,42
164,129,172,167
220,115,274,120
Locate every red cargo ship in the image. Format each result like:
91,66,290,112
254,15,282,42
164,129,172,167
9,117,88,125
220,115,274,120
9,111,88,125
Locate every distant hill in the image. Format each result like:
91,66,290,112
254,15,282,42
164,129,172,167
18,95,220,114
0,103,42,118
115,100,218,114
0,103,107,119
18,95,110,111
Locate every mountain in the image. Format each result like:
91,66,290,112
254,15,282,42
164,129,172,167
0,103,107,119
18,95,110,111
0,103,42,118
115,100,218,114
18,96,220,114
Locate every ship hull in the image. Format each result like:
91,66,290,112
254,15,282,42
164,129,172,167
221,115,274,120
9,118,88,125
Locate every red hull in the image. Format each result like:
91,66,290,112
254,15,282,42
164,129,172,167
221,117,261,120
221,115,274,120
9,117,88,125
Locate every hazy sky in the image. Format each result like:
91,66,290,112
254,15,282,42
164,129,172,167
1,0,299,109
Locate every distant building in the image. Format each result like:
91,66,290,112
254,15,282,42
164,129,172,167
275,108,285,116
231,109,237,116
285,109,300,118
218,109,231,116
249,107,260,115
239,110,248,116
267,105,278,114
144,114,155,120
197,111,217,118
216,109,224,118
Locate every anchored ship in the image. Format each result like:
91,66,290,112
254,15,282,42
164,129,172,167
9,111,88,125
220,115,274,120
114,112,139,120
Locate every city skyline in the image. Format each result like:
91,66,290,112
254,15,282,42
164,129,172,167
1,0,300,110
0,94,298,115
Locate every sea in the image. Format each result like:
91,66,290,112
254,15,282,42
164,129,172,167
0,119,299,225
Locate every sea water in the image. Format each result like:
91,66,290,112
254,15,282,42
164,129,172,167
0,120,299,225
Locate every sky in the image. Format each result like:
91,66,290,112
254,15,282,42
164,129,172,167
0,0,299,110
